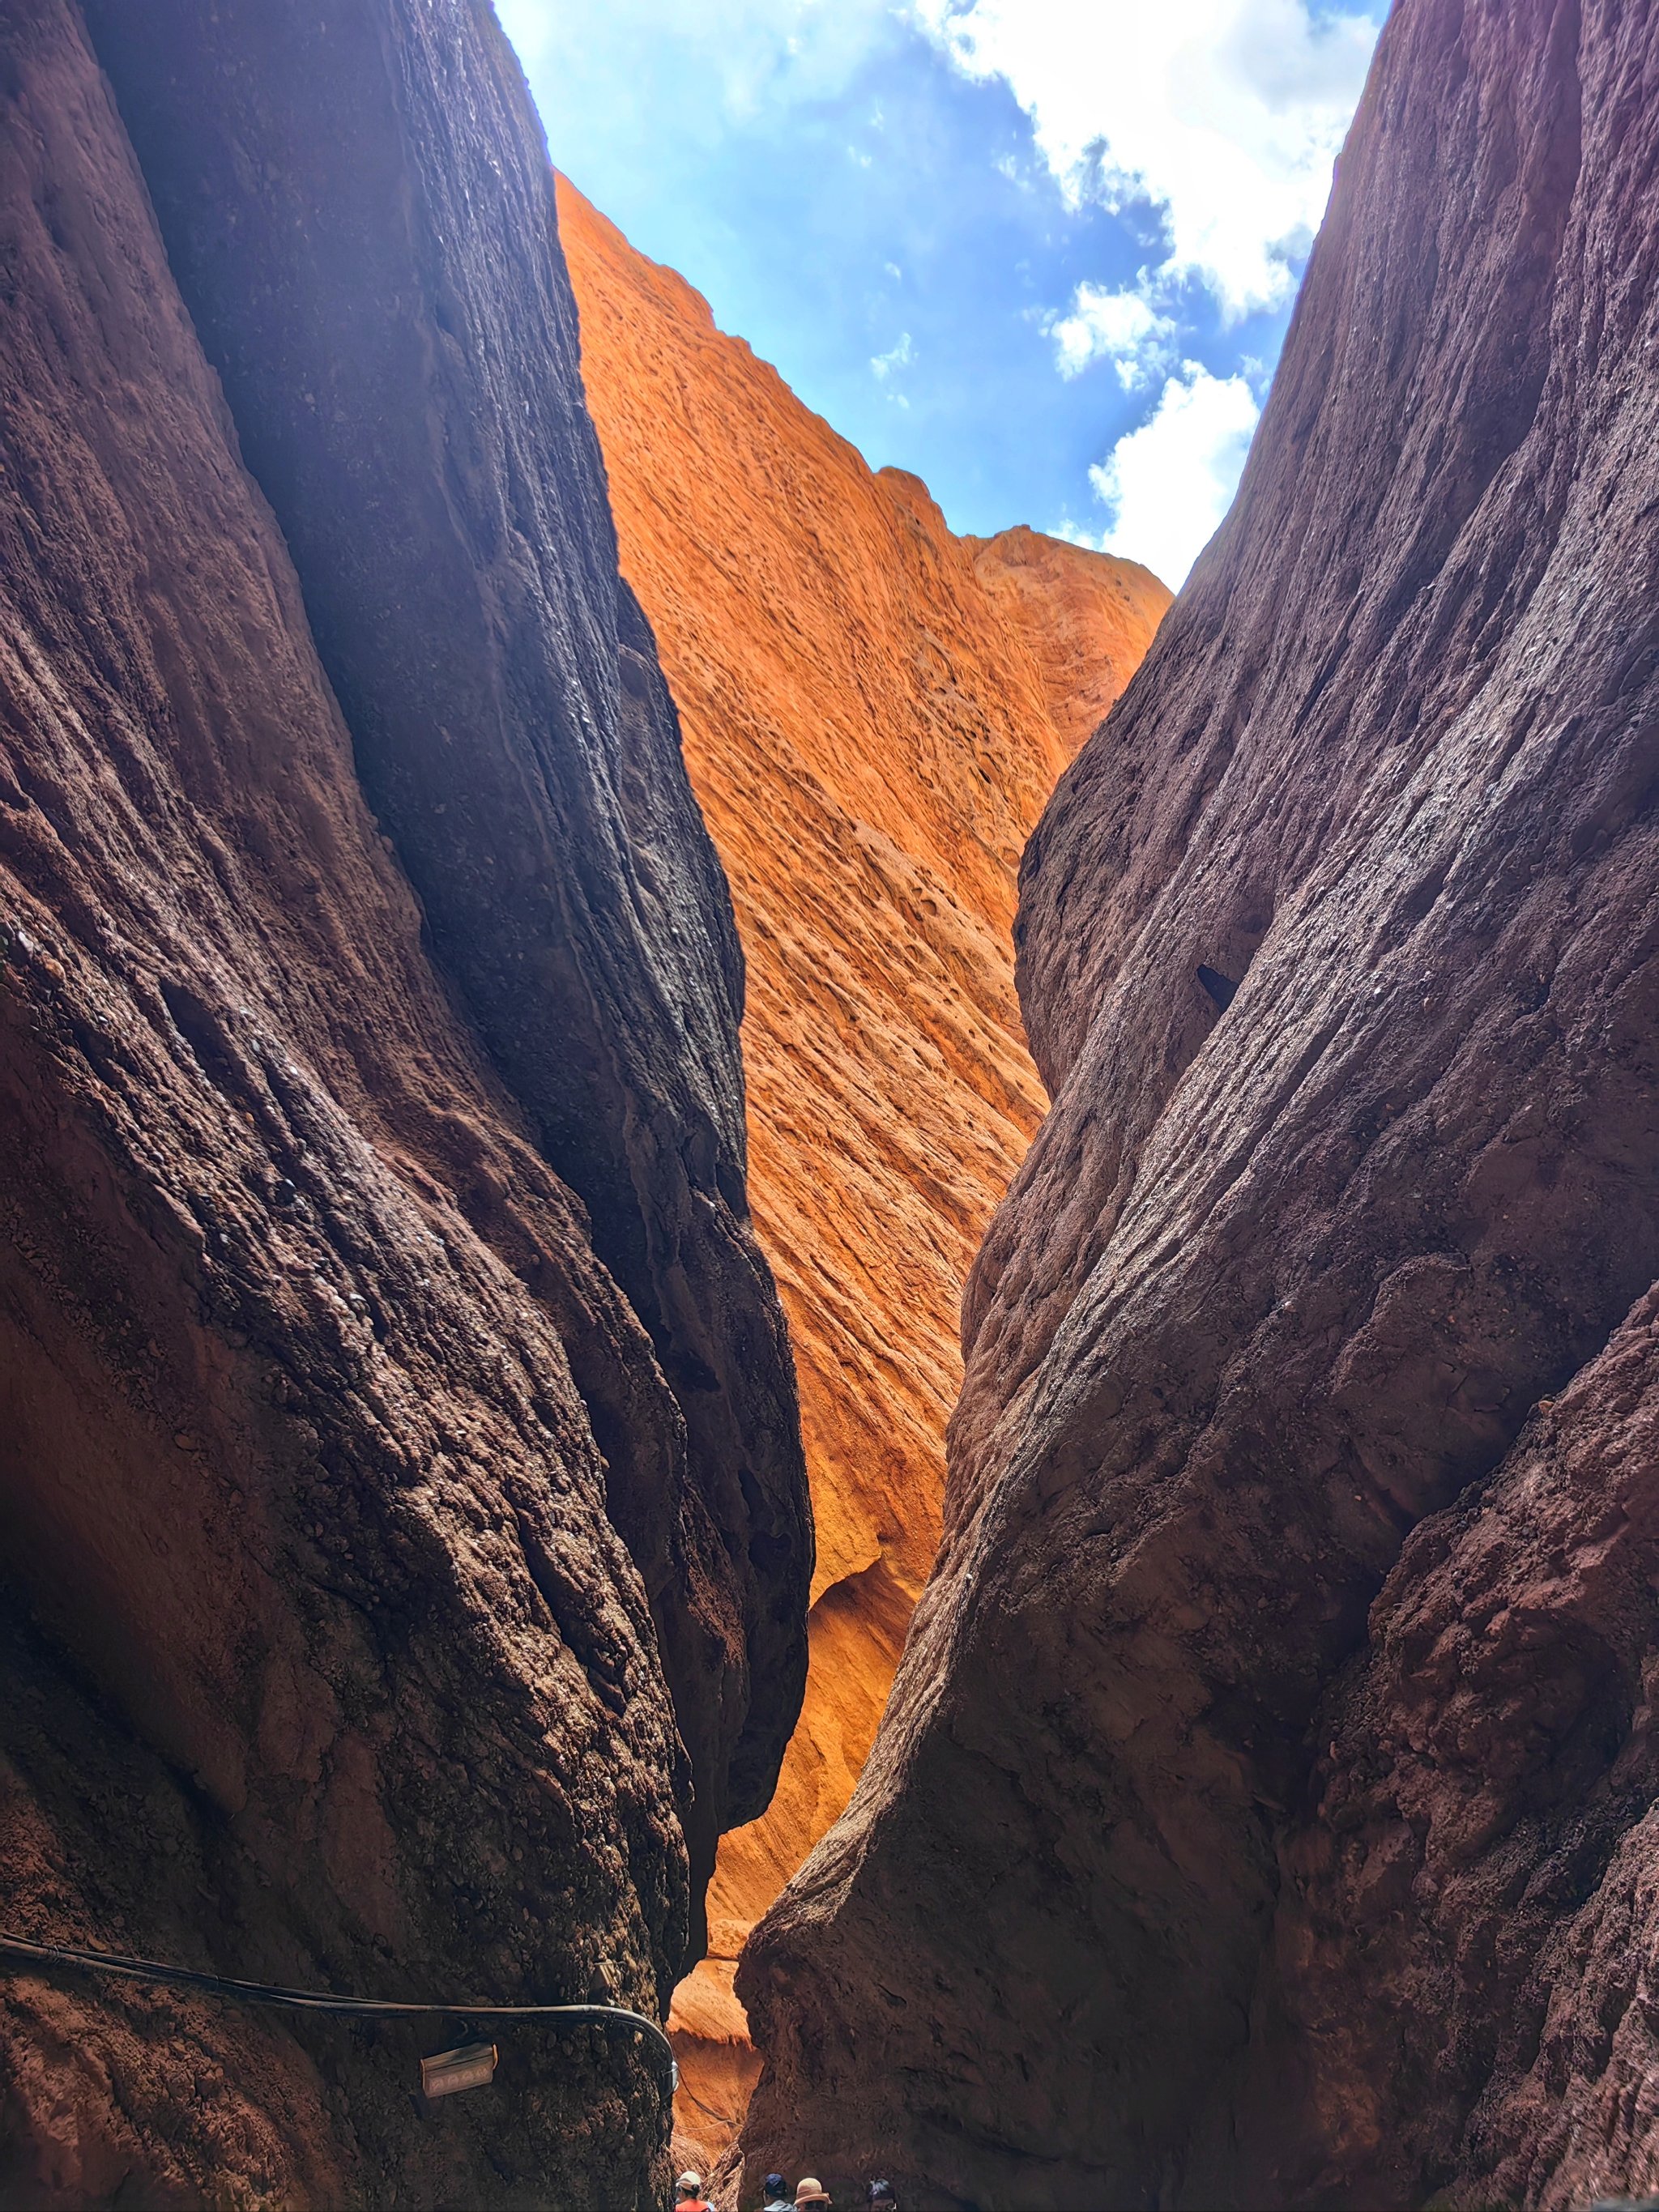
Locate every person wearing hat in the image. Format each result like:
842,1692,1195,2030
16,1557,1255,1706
761,2177,791,2212
865,2186,898,2208
794,2182,833,2206
675,2173,712,2212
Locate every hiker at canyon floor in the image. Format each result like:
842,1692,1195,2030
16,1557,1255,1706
674,2172,712,2212
761,2176,791,2211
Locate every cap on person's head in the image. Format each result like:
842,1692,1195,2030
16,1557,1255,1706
795,2184,834,2206
765,2181,787,2199
867,2187,896,2206
676,2176,702,2199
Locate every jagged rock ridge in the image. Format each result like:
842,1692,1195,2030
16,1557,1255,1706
736,0,1659,2206
554,176,1169,2172
0,2,807,2205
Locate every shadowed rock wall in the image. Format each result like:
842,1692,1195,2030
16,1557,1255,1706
736,0,1659,2205
79,0,811,1903
0,1,806,2203
553,176,1169,2176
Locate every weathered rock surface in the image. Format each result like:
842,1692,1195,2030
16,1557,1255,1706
737,0,1659,2204
554,177,1168,2172
80,0,810,1903
1218,1285,1659,2210
0,1,805,2204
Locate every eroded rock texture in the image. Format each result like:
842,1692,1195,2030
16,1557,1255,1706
80,0,810,1899
738,0,1659,2206
0,2,805,2204
554,177,1168,2173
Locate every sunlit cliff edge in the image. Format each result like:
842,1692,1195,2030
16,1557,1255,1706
557,173,1171,2165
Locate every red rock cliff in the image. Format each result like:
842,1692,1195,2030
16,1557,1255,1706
554,178,1169,2167
737,1,1659,2206
0,2,807,2205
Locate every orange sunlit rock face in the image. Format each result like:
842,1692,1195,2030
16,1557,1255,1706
557,173,1170,2168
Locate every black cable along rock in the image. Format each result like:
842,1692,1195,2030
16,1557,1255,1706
0,1930,679,2095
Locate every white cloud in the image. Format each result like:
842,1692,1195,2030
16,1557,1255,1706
1052,514,1106,549
498,0,893,139
1087,363,1259,586
1047,277,1175,386
871,330,915,380
911,0,1378,320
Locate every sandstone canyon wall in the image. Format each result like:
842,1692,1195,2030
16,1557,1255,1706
554,177,1169,2167
738,0,1659,2206
0,2,807,2205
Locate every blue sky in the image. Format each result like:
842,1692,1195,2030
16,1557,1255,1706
499,0,1390,588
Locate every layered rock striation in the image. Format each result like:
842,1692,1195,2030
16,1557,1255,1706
738,0,1659,2205
0,2,806,2205
555,177,1168,2168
